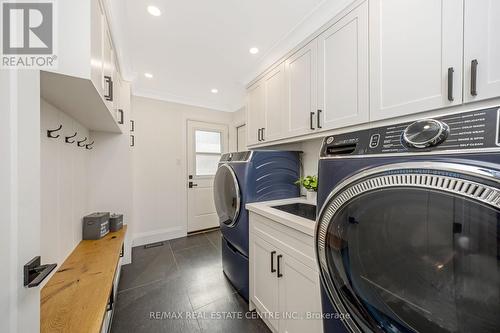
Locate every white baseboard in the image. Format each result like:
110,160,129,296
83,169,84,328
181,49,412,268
132,226,187,247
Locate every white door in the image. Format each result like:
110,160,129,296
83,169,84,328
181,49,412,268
0,71,42,333
318,1,369,130
369,0,464,121
237,125,247,152
264,62,286,141
278,255,323,333
284,40,318,137
463,0,500,103
187,121,228,233
252,235,280,331
247,80,266,146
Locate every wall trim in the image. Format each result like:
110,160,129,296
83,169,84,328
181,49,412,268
132,226,187,247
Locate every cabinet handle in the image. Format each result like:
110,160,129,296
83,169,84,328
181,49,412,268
277,254,283,278
310,112,315,130
471,59,478,96
117,109,124,124
447,67,454,102
317,109,322,129
270,251,276,273
104,76,113,101
261,128,265,141
130,135,135,147
257,128,262,141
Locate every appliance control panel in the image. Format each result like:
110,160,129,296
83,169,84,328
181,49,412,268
321,107,500,157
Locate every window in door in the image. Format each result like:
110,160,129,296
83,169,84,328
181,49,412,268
195,130,222,176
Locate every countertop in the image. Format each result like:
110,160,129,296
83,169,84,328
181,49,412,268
246,197,317,237
41,226,127,333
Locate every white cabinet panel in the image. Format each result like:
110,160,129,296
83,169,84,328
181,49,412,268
247,80,266,146
318,1,369,130
463,0,500,103
285,41,318,137
252,235,279,331
264,63,286,141
370,0,464,120
279,255,322,333
90,0,104,96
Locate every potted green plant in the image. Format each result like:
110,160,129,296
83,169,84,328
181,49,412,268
295,175,318,202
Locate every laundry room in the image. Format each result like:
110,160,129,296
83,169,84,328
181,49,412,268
2,1,500,333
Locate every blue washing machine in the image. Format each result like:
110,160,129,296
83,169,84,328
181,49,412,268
214,151,300,301
315,107,500,333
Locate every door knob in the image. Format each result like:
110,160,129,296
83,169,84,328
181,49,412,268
188,181,198,188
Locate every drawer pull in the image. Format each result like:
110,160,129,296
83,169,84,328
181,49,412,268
271,251,276,273
277,254,283,278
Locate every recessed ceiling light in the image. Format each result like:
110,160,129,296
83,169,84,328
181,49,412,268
211,88,218,94
144,73,153,79
249,47,259,55
147,5,161,16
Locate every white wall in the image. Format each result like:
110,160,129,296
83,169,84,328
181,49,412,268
40,99,90,271
131,96,234,246
87,81,133,264
1,70,41,333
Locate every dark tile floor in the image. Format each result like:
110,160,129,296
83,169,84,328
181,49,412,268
111,229,270,333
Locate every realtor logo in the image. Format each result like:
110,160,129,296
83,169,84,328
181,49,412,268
1,0,57,68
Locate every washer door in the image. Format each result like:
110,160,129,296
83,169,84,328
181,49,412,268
316,162,500,333
214,164,241,227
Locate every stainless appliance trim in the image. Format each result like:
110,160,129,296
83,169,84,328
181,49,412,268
315,162,500,333
215,164,241,227
319,146,500,159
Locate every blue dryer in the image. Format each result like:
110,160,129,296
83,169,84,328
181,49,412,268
214,150,300,301
315,107,500,333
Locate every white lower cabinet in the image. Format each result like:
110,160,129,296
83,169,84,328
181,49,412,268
278,254,323,333
249,212,323,333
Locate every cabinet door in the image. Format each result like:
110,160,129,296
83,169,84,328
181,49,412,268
264,63,286,141
278,254,322,333
247,80,266,146
370,0,463,121
252,235,279,331
317,1,369,130
463,0,500,103
102,29,114,110
285,41,318,137
90,0,103,96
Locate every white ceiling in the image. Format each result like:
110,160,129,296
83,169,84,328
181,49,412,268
108,0,352,112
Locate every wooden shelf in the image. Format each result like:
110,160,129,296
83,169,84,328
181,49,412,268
41,71,122,134
41,226,127,333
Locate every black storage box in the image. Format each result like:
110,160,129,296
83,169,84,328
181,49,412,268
109,214,123,232
83,212,110,240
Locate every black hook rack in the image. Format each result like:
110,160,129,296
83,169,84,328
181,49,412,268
77,137,88,147
65,132,77,144
85,141,94,150
47,125,62,138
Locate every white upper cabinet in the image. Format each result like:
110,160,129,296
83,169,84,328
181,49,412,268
247,80,266,146
90,0,104,97
463,0,500,103
369,0,464,121
264,63,287,141
317,1,369,130
284,41,318,137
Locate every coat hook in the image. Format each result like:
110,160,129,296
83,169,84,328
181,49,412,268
85,141,94,150
77,137,87,147
65,132,77,144
47,125,62,138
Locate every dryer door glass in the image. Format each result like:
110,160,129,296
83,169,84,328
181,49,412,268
214,165,240,226
321,187,500,333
